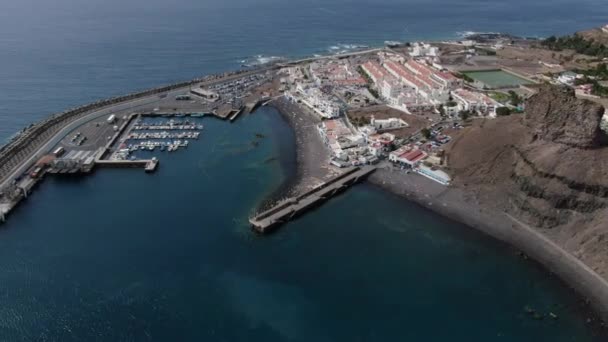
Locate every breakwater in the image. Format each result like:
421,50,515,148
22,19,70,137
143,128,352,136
250,165,377,233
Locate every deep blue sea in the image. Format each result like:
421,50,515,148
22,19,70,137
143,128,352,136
1,0,608,340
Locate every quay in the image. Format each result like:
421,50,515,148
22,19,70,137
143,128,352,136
96,159,159,172
249,165,376,233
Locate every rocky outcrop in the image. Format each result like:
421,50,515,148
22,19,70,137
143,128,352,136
524,85,606,148
446,85,608,278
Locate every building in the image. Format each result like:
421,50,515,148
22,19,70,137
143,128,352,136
603,24,608,34
361,61,392,84
410,43,440,57
318,119,352,149
296,84,342,118
383,60,450,103
388,145,427,167
557,71,579,86
451,88,502,117
431,71,461,89
191,87,219,102
415,164,451,185
381,79,401,99
370,116,408,131
384,61,430,97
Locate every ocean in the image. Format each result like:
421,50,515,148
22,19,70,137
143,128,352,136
0,0,607,340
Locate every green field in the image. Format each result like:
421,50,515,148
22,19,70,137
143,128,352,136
463,70,532,88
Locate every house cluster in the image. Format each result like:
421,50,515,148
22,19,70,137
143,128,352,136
553,71,598,97
309,60,367,87
317,119,380,167
293,83,342,118
282,59,373,118
409,42,440,57
450,88,501,117
360,54,464,114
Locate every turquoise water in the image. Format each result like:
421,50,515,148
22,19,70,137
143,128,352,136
0,0,608,340
464,70,533,88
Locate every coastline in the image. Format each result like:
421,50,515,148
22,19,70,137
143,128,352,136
258,96,336,208
369,166,608,323
266,99,608,325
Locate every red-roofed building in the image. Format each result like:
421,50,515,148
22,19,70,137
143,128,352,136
388,145,428,167
361,61,392,84
383,61,429,96
404,59,433,77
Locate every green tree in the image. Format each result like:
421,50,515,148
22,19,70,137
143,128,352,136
460,110,472,121
421,128,432,139
496,107,512,116
508,90,522,106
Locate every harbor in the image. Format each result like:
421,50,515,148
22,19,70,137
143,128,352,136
0,62,282,224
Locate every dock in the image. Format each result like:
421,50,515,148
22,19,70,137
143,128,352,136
249,165,376,233
96,159,159,172
228,107,244,122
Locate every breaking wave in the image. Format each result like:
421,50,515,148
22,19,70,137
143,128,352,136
239,55,286,67
326,43,369,55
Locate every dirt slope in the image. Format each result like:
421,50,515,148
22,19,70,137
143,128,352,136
446,85,608,277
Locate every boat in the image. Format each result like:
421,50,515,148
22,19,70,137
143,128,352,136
190,113,205,118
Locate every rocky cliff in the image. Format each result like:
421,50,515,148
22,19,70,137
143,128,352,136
446,85,608,277
524,85,606,148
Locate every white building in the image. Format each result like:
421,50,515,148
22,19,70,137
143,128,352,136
415,164,451,185
370,115,408,131
557,71,579,86
190,87,219,102
451,88,502,117
296,84,341,119
410,43,440,57
603,24,608,34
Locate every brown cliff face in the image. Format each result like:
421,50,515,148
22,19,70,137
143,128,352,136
524,85,606,148
446,85,608,277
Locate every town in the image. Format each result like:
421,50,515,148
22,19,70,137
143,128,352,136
2,29,608,229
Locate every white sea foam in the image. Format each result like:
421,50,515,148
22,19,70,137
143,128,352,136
455,30,500,38
240,55,285,67
326,43,369,54
384,40,402,46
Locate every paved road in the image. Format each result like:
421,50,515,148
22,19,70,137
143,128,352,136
0,88,186,189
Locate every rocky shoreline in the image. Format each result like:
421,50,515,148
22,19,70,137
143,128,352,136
261,97,338,203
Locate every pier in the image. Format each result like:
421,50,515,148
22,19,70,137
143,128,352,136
249,165,376,233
